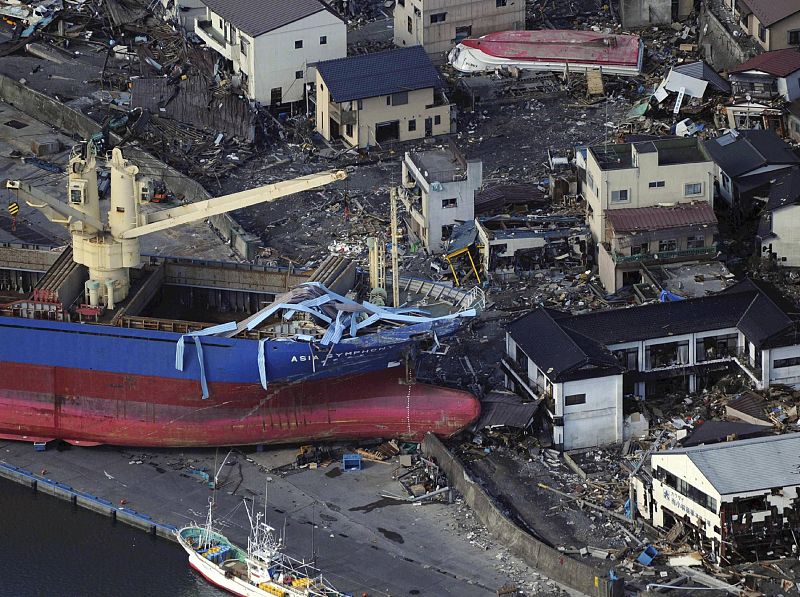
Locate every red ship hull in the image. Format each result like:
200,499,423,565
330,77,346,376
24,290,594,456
0,362,480,447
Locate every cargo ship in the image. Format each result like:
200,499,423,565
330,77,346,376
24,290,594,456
449,29,644,76
0,145,482,447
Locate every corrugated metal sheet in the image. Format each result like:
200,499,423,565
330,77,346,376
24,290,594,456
606,202,717,234
657,433,800,495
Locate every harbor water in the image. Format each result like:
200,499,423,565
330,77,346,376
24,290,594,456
0,477,224,596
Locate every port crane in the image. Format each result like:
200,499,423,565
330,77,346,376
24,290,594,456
6,144,346,308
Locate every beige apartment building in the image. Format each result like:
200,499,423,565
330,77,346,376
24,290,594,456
315,47,451,148
724,0,800,51
394,0,525,64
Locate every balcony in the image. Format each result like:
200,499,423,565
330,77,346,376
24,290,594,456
502,358,551,401
611,246,716,265
195,19,230,59
733,348,762,382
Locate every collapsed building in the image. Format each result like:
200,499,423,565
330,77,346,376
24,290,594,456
504,279,800,451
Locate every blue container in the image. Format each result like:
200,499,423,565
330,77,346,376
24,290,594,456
342,453,362,471
637,545,658,566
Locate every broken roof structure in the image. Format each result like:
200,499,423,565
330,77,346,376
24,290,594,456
655,433,800,495
679,420,771,447
199,0,336,37
315,46,443,103
474,391,540,430
656,61,731,102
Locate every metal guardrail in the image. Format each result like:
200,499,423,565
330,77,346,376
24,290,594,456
611,246,715,265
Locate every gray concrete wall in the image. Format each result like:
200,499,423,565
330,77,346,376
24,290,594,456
422,433,623,597
620,0,672,27
0,74,256,260
698,2,752,72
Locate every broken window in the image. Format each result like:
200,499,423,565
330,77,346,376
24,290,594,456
645,340,689,369
240,38,249,56
390,92,408,106
631,242,649,255
686,235,705,249
407,16,413,34
345,123,353,137
295,70,303,79
658,239,677,252
610,189,629,203
295,40,303,49
648,180,665,188
696,334,737,362
564,394,586,406
789,30,800,45
441,224,455,240
496,0,507,6
441,198,457,208
614,347,638,371
430,12,446,23
515,345,528,372
408,119,416,132
398,0,405,5
684,182,702,196
320,35,327,45
774,357,800,368
455,25,472,41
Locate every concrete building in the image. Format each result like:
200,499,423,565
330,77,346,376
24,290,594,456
634,434,800,562
619,0,693,29
504,280,800,450
194,0,346,106
315,47,452,149
703,129,800,210
757,168,800,266
400,146,482,254
393,0,525,64
582,138,715,245
598,202,718,292
724,0,800,52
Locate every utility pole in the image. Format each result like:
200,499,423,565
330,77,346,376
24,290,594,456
390,186,400,307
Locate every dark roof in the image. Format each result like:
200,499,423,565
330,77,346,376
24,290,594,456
201,0,333,38
672,61,731,94
737,292,794,347
508,309,623,382
730,48,800,77
703,129,800,178
742,0,800,27
726,391,770,423
606,202,717,234
762,168,800,213
680,420,771,447
475,391,540,430
316,46,443,103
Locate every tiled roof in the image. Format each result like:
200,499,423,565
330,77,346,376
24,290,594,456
703,129,800,178
680,420,771,447
201,0,333,38
316,46,443,103
730,48,800,77
672,61,731,94
741,0,800,27
606,202,717,234
762,167,800,213
656,433,800,495
508,309,623,383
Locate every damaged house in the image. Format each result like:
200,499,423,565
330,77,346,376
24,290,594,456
723,0,800,52
756,167,800,267
399,145,482,254
726,48,800,134
315,46,453,148
194,0,346,105
633,433,800,563
393,0,525,64
505,280,800,451
703,129,800,211
582,138,716,291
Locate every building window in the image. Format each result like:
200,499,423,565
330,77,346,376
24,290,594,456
696,333,737,362
658,239,677,252
430,12,446,23
758,23,767,42
442,198,457,208
774,357,800,368
789,30,800,45
686,235,705,249
408,119,416,132
631,242,649,255
648,180,665,188
565,394,586,406
441,224,454,240
407,16,413,34
390,91,408,106
611,189,629,202
684,182,702,196
240,38,249,56
614,347,638,371
646,340,689,369
586,172,595,194
655,467,718,513
345,123,353,137
357,99,363,110
398,0,404,5
434,114,441,125
455,25,472,41
496,0,507,6
320,35,327,45
295,70,303,79
295,40,303,49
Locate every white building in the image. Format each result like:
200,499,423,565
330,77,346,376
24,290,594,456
194,0,346,106
634,434,800,562
159,0,206,30
505,279,800,451
400,146,482,254
757,168,800,267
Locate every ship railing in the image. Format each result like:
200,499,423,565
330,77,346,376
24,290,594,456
458,285,486,313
